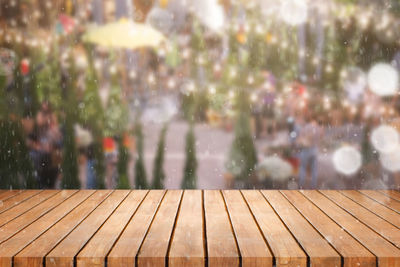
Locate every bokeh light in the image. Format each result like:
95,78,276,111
280,0,308,26
370,125,399,154
332,146,362,176
367,63,399,96
380,146,400,172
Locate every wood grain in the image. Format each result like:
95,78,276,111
0,190,396,266
223,190,273,267
13,190,112,267
282,190,376,267
321,190,400,248
168,190,205,267
0,190,93,267
302,190,400,267
0,191,22,201
340,190,400,229
46,190,130,267
107,190,165,267
262,190,341,267
242,190,307,267
76,190,147,267
0,190,59,227
0,190,41,214
0,190,76,244
204,190,239,267
359,190,400,213
379,190,400,202
137,190,183,267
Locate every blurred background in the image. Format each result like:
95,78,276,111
0,0,400,190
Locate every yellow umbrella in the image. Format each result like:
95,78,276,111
83,20,166,49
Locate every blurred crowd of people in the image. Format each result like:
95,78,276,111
24,102,62,188
248,72,400,189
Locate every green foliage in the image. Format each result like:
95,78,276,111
0,120,22,189
0,70,37,189
8,62,25,118
0,119,37,189
104,74,129,137
152,124,168,189
226,89,257,183
80,65,104,128
92,139,105,189
181,91,195,121
61,59,80,189
117,135,130,189
194,90,209,122
32,45,62,110
134,120,148,189
80,52,105,189
61,114,80,189
247,30,266,71
181,123,197,189
0,74,8,119
190,19,206,53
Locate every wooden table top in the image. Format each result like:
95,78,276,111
0,190,399,267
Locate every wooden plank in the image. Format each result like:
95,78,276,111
242,190,307,267
76,190,148,267
340,190,400,229
302,190,400,267
204,190,239,267
321,190,400,248
0,190,59,227
168,190,205,267
46,190,130,267
281,190,376,267
0,190,93,267
379,190,400,202
107,190,165,267
261,190,340,267
13,190,112,267
0,190,76,243
137,190,182,267
0,190,41,214
359,190,400,213
0,190,22,201
222,190,273,267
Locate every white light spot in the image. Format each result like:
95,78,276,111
370,125,399,154
380,146,400,172
367,63,399,96
280,0,308,26
332,146,362,176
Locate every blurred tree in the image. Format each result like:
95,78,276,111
104,74,129,137
10,61,28,117
134,120,148,189
226,89,257,187
152,124,167,189
247,27,266,71
61,113,80,189
0,63,37,189
0,119,37,189
188,18,210,122
181,121,197,189
15,120,38,189
80,47,105,189
61,57,80,189
0,120,21,189
33,45,62,111
117,134,130,189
